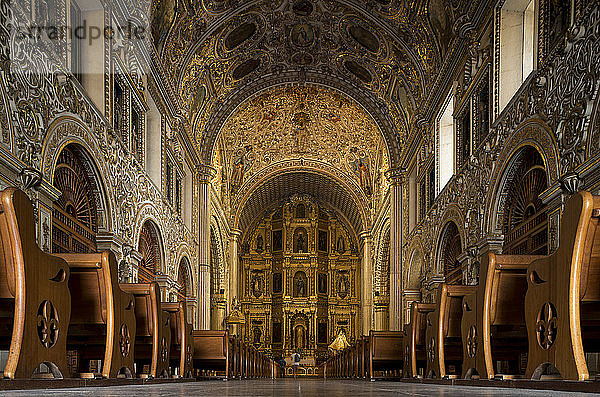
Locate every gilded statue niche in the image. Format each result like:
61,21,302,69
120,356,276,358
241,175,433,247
216,86,390,204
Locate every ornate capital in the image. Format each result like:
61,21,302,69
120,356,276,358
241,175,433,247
197,164,216,183
560,171,584,195
385,167,407,185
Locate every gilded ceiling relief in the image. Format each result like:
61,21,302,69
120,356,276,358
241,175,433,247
170,0,443,149
215,86,389,201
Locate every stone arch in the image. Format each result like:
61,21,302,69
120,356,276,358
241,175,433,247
43,116,114,234
200,75,400,168
233,162,370,237
434,205,466,274
406,243,424,290
436,221,463,285
136,218,165,277
484,120,559,238
177,256,193,299
374,221,390,297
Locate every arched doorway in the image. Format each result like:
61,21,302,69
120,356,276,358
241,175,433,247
438,221,463,285
502,146,548,255
52,145,99,254
137,220,163,280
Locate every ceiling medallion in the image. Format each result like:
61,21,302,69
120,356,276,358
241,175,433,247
224,22,257,51
232,58,261,80
292,52,313,65
292,0,314,17
344,60,372,84
291,24,315,48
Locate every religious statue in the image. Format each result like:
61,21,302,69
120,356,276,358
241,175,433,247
294,271,307,297
256,235,263,253
251,274,262,298
351,156,373,196
230,145,253,193
253,327,262,345
337,275,349,299
336,236,345,253
295,325,306,350
294,228,307,253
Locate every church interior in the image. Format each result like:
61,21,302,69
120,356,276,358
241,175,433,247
0,0,599,395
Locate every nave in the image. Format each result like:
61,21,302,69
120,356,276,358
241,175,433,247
0,379,592,397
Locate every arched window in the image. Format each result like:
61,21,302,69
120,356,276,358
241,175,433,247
503,147,548,255
138,220,162,276
439,222,462,285
52,145,98,254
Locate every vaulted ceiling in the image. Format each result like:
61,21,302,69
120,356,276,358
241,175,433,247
153,0,477,167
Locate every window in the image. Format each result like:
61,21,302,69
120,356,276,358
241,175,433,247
70,1,82,83
498,0,537,111
437,93,454,193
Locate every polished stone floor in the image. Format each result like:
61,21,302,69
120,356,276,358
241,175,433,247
0,379,597,396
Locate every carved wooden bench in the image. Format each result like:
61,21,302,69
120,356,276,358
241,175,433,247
525,191,600,381
192,330,231,379
57,251,136,378
425,284,476,379
162,301,193,378
368,330,405,380
0,188,71,378
405,302,436,378
120,282,171,378
461,252,542,379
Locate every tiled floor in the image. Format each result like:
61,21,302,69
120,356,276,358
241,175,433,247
0,379,597,397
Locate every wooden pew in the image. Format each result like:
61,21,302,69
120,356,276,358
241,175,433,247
525,191,600,381
0,187,71,378
162,301,193,378
57,251,136,378
405,302,436,378
192,330,231,379
461,252,542,379
425,284,476,379
367,330,405,380
120,282,171,378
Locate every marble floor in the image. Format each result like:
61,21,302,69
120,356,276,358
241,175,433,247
0,379,597,397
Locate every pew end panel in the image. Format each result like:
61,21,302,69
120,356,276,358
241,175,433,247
368,331,405,380
57,251,136,379
163,301,194,378
406,302,435,378
461,252,543,380
120,282,171,378
425,284,476,379
192,330,231,379
0,188,72,379
525,191,600,381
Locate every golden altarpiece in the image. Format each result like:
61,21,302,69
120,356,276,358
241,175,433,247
239,195,359,366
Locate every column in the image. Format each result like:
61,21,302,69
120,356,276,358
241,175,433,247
229,229,242,307
360,231,373,334
197,164,215,330
386,168,405,331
